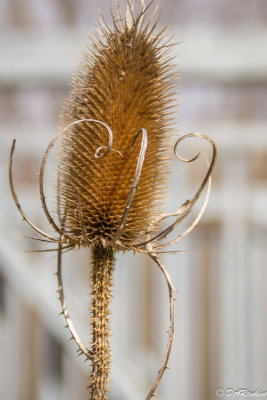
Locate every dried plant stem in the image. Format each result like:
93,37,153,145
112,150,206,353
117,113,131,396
90,245,115,399
146,252,175,400
56,244,92,360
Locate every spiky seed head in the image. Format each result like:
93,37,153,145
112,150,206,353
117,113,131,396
56,3,177,250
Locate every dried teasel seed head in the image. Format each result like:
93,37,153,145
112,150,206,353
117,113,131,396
56,2,177,249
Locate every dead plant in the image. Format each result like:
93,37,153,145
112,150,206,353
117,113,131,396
9,1,216,399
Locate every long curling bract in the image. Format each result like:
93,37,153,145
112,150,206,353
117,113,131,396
57,6,177,249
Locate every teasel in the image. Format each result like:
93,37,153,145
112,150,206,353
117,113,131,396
9,0,216,399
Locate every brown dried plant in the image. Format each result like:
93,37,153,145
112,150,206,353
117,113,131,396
9,1,216,399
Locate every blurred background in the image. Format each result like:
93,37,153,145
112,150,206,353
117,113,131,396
1,0,267,399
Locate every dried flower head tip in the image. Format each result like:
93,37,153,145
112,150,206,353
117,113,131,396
55,2,177,250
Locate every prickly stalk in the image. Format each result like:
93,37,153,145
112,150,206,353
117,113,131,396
90,245,115,399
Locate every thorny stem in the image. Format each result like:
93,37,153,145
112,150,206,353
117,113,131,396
57,243,93,360
146,252,175,400
90,245,115,400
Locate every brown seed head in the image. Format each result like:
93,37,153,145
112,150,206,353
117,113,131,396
56,3,177,250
